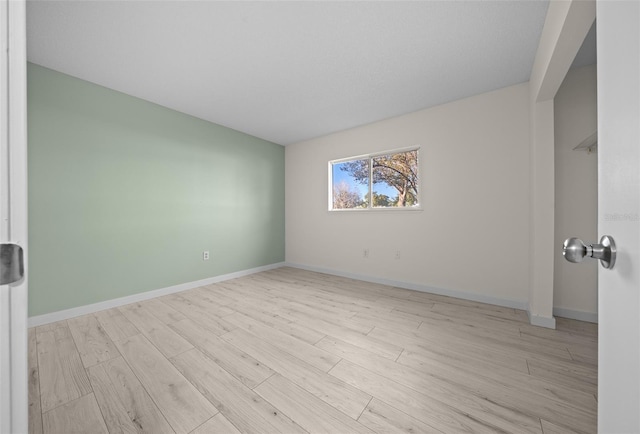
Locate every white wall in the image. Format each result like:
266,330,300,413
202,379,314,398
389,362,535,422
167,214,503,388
286,83,531,307
553,64,598,321
528,98,556,327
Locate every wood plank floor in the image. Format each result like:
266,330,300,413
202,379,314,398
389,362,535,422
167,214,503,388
29,267,597,434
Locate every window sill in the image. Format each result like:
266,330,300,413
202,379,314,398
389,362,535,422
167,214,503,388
328,207,424,213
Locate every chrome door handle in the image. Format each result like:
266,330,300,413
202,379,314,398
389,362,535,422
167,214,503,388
563,235,616,270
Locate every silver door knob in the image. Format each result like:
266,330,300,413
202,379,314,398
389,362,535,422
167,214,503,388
562,235,616,269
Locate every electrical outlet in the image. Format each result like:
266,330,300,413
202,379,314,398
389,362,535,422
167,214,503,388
395,250,401,260
363,248,369,258
203,251,210,260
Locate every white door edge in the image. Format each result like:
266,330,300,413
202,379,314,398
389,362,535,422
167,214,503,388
0,0,28,432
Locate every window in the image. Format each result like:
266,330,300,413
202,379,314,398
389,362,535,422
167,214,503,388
329,148,419,210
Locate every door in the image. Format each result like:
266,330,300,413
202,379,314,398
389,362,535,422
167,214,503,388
0,0,28,432
597,1,640,432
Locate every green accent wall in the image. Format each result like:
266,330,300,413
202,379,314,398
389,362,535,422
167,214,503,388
27,63,285,316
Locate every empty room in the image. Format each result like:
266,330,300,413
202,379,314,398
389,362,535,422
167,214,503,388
1,1,639,433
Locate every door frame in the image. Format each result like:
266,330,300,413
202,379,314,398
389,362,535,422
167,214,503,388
0,0,28,432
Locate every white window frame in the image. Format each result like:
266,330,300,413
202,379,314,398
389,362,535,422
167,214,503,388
328,146,421,212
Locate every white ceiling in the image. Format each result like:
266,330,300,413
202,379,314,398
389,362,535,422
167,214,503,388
27,1,555,146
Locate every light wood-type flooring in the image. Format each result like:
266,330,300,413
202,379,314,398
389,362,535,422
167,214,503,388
29,267,598,434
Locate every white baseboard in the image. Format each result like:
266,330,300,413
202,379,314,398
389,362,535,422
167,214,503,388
284,262,529,311
28,262,286,327
527,311,557,329
553,307,598,323
34,261,589,330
